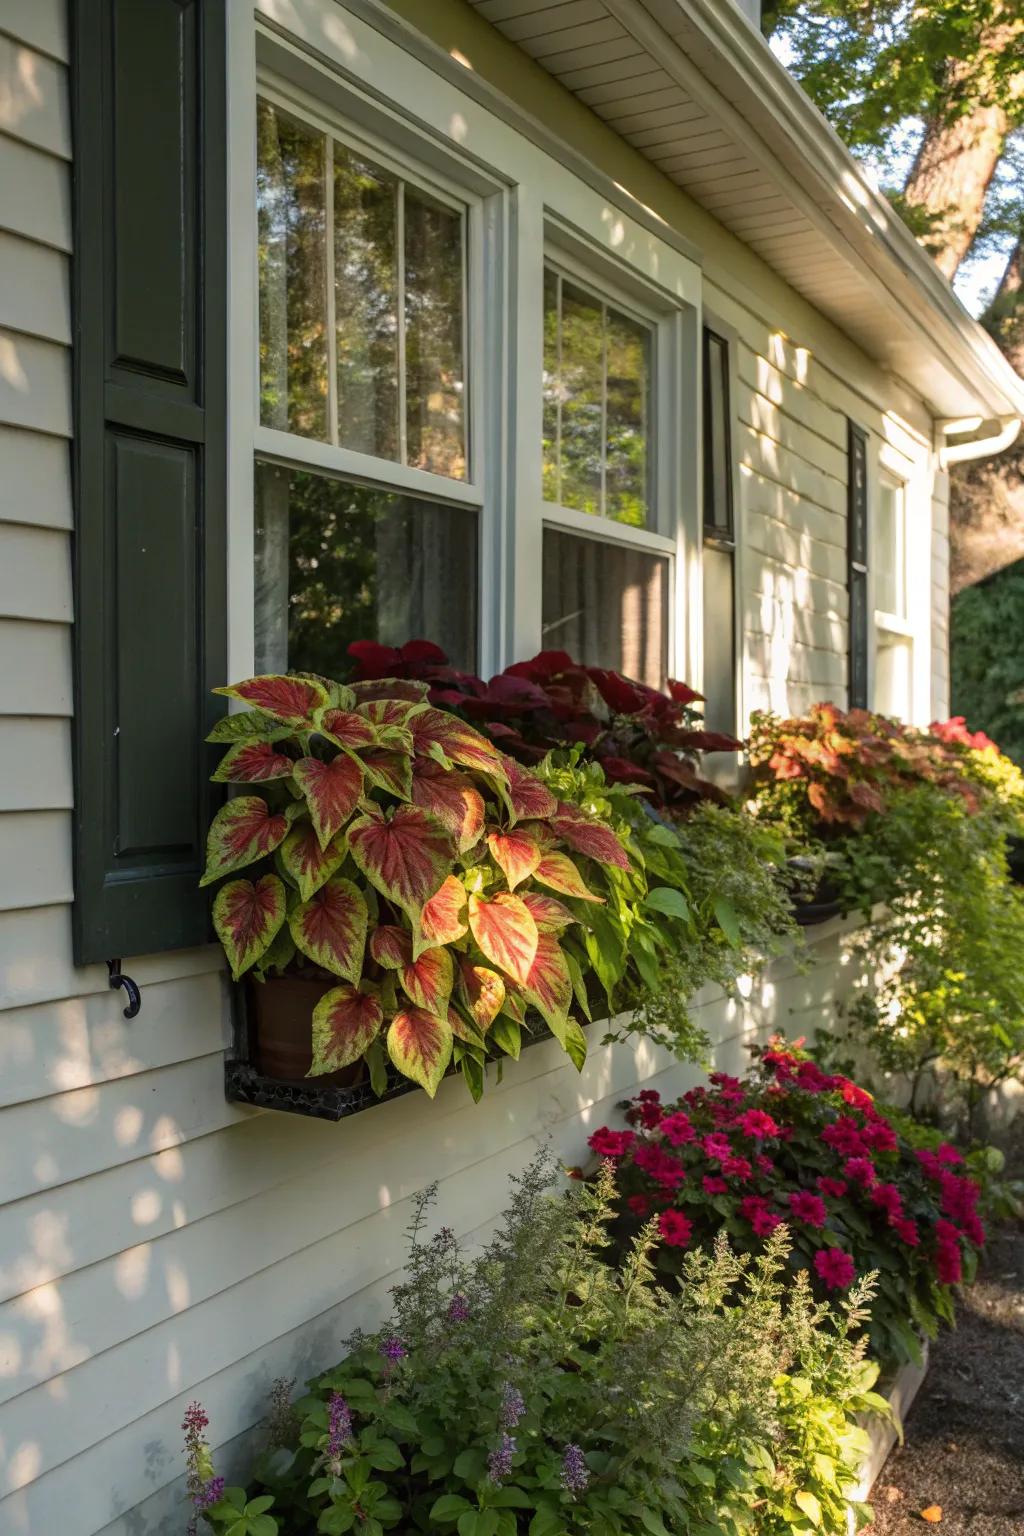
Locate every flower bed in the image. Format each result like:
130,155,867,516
589,1042,988,1368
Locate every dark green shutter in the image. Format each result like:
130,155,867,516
847,421,869,710
71,0,227,964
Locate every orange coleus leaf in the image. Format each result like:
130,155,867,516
458,960,506,1031
387,1005,454,1096
501,755,558,822
919,1507,942,1524
487,827,543,891
289,877,367,983
533,851,605,904
201,795,290,885
418,875,468,952
215,673,328,726
549,802,630,870
410,707,508,780
279,820,348,902
348,805,455,921
521,890,576,931
520,930,573,1040
293,754,364,848
468,891,539,986
309,986,383,1076
369,924,412,969
212,738,295,784
400,945,454,1014
410,759,485,852
212,874,287,980
314,706,377,750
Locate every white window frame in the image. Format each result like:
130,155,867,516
226,1,702,688
869,435,931,725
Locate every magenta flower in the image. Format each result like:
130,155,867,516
814,1247,856,1291
788,1191,827,1228
869,1182,903,1221
737,1108,780,1140
935,1142,964,1166
816,1176,848,1199
843,1156,876,1187
588,1127,636,1158
702,1175,728,1196
702,1133,733,1162
892,1216,920,1246
659,1111,696,1146
721,1155,753,1182
658,1209,693,1248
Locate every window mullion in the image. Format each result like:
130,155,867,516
555,271,563,507
600,300,608,519
324,134,339,448
397,179,408,466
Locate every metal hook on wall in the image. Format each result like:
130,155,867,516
107,959,142,1019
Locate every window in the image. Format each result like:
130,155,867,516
874,474,913,718
253,88,483,678
701,327,737,735
540,253,678,686
847,421,869,710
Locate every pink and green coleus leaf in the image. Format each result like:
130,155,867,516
351,678,430,704
411,760,485,853
309,985,383,1076
289,877,367,982
212,874,287,980
468,892,539,986
549,803,631,870
369,924,412,969
410,708,508,781
533,852,605,904
519,930,573,1041
313,706,378,751
387,1006,454,1097
361,749,413,801
447,1003,486,1046
501,755,558,823
214,674,329,727
348,805,455,921
201,796,290,885
357,698,427,731
212,737,295,785
457,960,506,1031
293,754,364,848
521,890,577,932
417,874,468,953
279,821,347,902
487,828,543,891
207,711,292,745
400,944,454,1014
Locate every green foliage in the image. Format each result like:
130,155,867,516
951,558,1024,768
211,1153,884,1535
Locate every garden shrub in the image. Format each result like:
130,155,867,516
590,1042,988,1368
950,556,1024,768
187,1153,886,1536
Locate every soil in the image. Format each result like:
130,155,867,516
868,1217,1024,1534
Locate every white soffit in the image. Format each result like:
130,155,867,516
467,0,1024,422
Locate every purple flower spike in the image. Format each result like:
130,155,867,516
327,1392,353,1457
446,1292,470,1324
487,1432,516,1486
499,1381,525,1430
560,1443,589,1495
379,1332,407,1365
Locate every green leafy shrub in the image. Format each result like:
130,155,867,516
190,1153,885,1536
591,1042,987,1368
951,557,1024,769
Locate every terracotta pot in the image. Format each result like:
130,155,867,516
247,975,366,1087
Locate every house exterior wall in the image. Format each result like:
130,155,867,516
0,2,951,1532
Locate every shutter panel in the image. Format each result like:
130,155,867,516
847,421,869,710
71,0,227,964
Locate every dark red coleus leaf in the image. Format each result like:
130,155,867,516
667,678,704,705
410,759,485,853
549,803,630,870
501,755,558,821
369,924,412,969
598,755,657,787
215,673,328,726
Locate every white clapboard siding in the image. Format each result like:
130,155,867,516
0,717,72,812
0,136,71,250
738,424,845,519
2,0,69,62
0,231,71,343
0,327,72,436
0,425,72,530
0,619,72,716
0,34,70,157
0,523,72,622
0,810,72,912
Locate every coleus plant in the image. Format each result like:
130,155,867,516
202,672,637,1099
346,640,743,813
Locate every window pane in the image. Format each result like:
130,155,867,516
876,630,913,719
702,330,732,535
405,186,466,479
542,527,667,688
702,544,736,735
333,145,399,460
257,101,329,441
254,461,478,678
876,481,905,617
605,306,650,527
559,281,604,517
542,266,560,504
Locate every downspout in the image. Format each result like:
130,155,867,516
937,415,1022,469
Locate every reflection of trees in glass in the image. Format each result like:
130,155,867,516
542,268,651,527
257,102,329,441
334,148,400,460
542,526,667,687
405,188,466,479
254,463,478,680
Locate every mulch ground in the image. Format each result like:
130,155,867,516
867,1217,1024,1534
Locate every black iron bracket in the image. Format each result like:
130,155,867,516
107,959,142,1019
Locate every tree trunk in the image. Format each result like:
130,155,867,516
985,235,1024,376
903,101,1007,280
